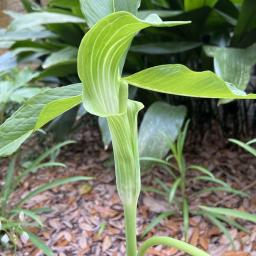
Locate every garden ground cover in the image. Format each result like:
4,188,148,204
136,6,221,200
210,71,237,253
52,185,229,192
0,117,256,256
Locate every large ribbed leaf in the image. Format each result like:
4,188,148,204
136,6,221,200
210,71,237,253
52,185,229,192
131,42,201,55
79,0,141,27
139,102,186,168
204,44,256,103
8,12,85,31
124,64,256,99
42,47,78,69
204,45,256,91
77,11,189,117
0,84,82,157
184,0,218,11
0,28,56,41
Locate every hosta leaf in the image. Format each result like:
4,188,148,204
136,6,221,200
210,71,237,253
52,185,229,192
233,0,256,44
184,0,218,11
204,45,256,92
205,44,256,104
80,0,141,27
0,84,82,157
131,42,201,55
8,12,85,31
124,64,256,99
0,52,17,72
10,88,42,103
42,47,78,69
77,11,189,117
0,28,56,41
138,10,182,19
139,102,186,168
38,61,77,78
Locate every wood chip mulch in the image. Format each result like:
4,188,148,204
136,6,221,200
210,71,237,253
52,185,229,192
1,119,256,256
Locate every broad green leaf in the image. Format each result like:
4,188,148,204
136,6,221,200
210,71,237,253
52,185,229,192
38,61,77,78
204,44,256,103
184,0,218,11
107,100,143,203
138,10,182,19
139,102,186,167
0,52,17,72
10,88,42,104
124,64,256,99
0,84,82,157
0,28,56,42
35,96,82,129
8,12,85,31
131,42,201,55
17,176,93,206
233,0,256,44
200,206,256,223
80,0,141,27
229,138,256,157
26,232,54,256
77,11,189,117
42,46,78,69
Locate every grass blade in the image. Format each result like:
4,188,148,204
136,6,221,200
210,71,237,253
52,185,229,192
189,165,214,179
141,212,172,238
16,176,93,206
168,177,181,204
229,138,256,157
183,198,189,242
203,212,235,248
11,209,43,227
26,231,54,256
200,206,256,223
1,156,17,207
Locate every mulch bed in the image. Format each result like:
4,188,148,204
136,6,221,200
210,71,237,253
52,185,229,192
1,118,256,256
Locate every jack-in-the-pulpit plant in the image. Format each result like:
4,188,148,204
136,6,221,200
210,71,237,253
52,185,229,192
76,10,256,256
2,9,256,256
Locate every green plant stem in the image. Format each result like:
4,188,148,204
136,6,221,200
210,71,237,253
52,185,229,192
124,203,138,256
137,236,210,256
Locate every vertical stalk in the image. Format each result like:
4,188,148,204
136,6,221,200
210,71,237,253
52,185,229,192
124,203,137,256
106,100,143,256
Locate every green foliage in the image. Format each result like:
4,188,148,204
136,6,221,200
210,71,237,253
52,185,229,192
229,138,256,157
1,1,256,255
139,101,187,169
125,64,256,99
0,68,42,123
0,84,82,157
0,142,92,254
142,121,249,244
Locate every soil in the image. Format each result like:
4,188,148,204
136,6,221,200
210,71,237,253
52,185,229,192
1,117,256,256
